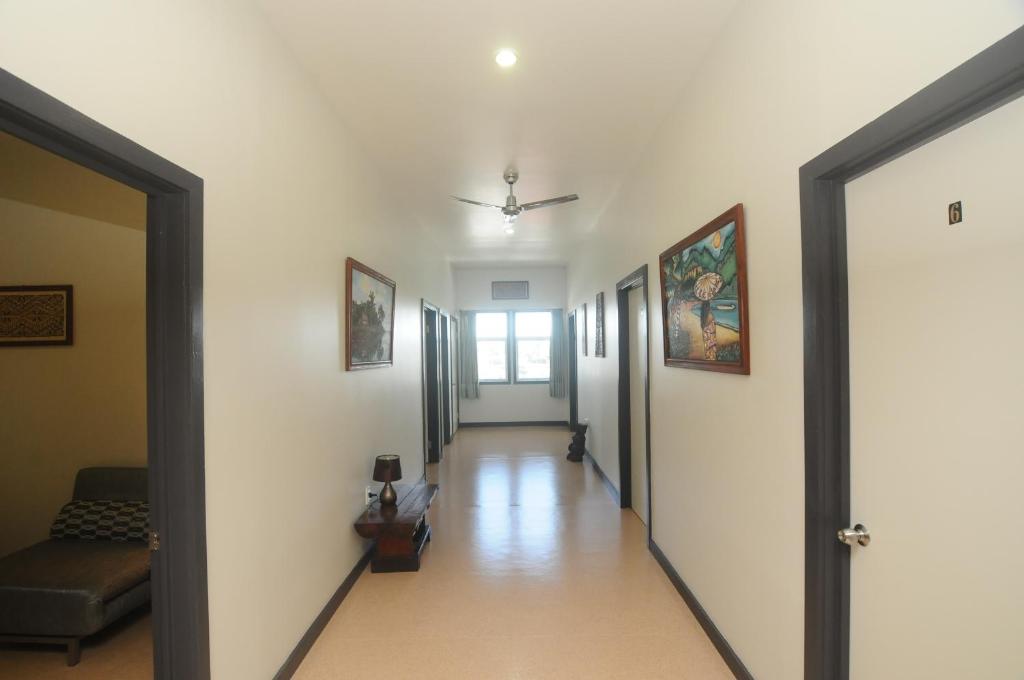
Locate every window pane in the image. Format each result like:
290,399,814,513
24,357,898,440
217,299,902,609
476,312,507,339
477,339,507,381
516,339,550,381
514,311,551,338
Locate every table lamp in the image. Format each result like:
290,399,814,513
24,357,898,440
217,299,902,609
373,454,402,506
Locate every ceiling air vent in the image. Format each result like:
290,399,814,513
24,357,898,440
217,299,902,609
491,280,529,300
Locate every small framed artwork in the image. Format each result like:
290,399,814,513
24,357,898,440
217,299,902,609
0,285,74,347
594,292,605,357
658,204,750,374
345,258,396,371
580,303,588,356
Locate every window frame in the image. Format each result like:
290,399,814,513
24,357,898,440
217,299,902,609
512,311,553,384
475,311,512,384
472,309,555,386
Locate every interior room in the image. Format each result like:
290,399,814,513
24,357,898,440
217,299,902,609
0,2,1021,679
0,132,153,675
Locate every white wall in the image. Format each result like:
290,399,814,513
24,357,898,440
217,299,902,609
0,198,146,558
454,265,568,423
0,3,453,678
567,3,1024,679
574,282,618,486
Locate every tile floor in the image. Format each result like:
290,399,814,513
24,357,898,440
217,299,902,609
0,426,732,679
0,608,151,679
294,426,731,680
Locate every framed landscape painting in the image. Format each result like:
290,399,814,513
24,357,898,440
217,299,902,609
345,258,396,371
658,204,749,374
0,285,73,347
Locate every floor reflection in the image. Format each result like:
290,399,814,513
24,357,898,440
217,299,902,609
299,427,734,680
472,455,559,576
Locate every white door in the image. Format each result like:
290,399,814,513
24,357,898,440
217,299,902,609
628,286,648,526
845,94,1024,679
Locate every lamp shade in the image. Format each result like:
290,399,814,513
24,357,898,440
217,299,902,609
372,454,402,483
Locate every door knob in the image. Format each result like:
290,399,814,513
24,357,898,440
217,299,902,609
837,524,870,547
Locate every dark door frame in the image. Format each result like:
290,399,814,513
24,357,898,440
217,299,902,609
450,316,460,438
800,27,1024,680
440,312,453,444
567,310,579,429
615,265,652,540
0,70,209,678
420,299,444,467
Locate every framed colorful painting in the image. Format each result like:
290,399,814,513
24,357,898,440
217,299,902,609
345,258,396,371
658,204,749,374
0,285,74,347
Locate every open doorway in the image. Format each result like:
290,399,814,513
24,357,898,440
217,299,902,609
567,310,579,429
615,266,651,537
0,130,152,674
421,301,444,465
0,70,208,679
440,312,452,445
449,317,460,438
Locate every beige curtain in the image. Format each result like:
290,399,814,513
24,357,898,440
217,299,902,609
458,311,479,399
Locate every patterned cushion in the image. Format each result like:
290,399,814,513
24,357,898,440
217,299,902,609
50,500,149,542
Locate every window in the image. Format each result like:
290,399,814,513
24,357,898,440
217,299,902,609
514,311,551,382
476,312,508,382
474,310,552,384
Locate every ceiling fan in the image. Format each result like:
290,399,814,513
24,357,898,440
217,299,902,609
451,169,578,229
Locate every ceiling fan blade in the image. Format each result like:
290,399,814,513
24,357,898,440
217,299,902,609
450,196,504,209
519,194,579,211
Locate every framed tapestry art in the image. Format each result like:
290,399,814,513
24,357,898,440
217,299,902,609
0,285,73,347
345,258,396,371
658,204,749,374
594,292,605,357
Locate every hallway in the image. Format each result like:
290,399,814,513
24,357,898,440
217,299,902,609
295,427,732,679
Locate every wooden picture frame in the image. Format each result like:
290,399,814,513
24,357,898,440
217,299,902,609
0,285,74,347
594,292,605,357
345,258,396,371
658,204,750,374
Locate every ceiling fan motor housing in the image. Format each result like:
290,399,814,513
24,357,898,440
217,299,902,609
503,180,519,217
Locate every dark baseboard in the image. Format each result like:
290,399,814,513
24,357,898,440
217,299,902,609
649,540,755,680
458,420,569,428
273,546,373,680
583,451,620,504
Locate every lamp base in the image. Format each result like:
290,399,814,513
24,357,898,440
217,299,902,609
379,480,398,506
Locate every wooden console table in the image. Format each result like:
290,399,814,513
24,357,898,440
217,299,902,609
354,482,438,573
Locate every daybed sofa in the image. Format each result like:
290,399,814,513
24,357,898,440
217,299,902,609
0,467,151,665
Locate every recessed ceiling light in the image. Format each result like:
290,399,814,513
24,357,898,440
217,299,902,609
495,49,518,68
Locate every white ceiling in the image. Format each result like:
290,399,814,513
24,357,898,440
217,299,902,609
258,0,738,262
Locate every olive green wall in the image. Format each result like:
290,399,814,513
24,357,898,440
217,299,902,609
0,196,147,558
